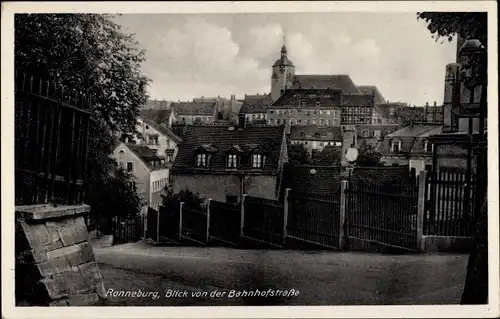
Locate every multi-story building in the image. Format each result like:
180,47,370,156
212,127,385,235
289,125,343,153
170,101,218,125
111,142,170,212
171,123,288,203
267,88,343,127
239,93,273,125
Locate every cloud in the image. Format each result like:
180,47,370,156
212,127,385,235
115,13,456,105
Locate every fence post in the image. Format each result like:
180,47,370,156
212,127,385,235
156,206,160,244
206,199,212,244
179,202,184,241
339,180,348,249
416,170,427,252
283,188,291,246
240,194,246,239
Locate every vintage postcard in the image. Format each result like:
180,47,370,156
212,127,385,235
1,1,498,318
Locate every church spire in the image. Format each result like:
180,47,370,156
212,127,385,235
281,33,287,58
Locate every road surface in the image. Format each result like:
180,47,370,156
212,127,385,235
94,241,468,306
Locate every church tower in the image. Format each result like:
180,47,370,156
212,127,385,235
271,36,295,102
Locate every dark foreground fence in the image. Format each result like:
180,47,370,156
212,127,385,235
144,171,476,252
15,71,92,206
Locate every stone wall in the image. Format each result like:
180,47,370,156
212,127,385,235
15,204,106,306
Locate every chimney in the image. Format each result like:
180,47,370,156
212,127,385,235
434,101,437,107
425,102,429,107
238,113,246,129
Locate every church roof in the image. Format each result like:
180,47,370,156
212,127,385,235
273,57,294,67
271,88,343,108
291,75,361,93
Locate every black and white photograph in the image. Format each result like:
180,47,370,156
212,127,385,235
1,1,498,318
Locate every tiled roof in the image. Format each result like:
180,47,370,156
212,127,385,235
381,125,440,154
290,125,343,142
171,102,216,116
124,144,168,171
373,104,391,119
139,108,173,123
141,99,170,109
140,118,182,144
341,93,374,106
239,94,273,114
172,125,285,174
272,89,343,108
357,85,386,104
291,75,361,93
410,126,443,153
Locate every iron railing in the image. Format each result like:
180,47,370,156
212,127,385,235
243,196,284,247
15,71,92,206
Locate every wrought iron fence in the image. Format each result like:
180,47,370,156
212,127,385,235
287,192,342,249
346,179,419,251
181,205,208,245
15,71,92,206
209,200,241,246
243,196,284,247
424,170,476,236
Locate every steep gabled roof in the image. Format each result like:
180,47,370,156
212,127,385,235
239,94,273,114
380,125,441,154
140,117,182,144
141,99,170,109
139,108,173,123
171,102,217,116
172,125,285,174
291,75,361,93
272,89,343,108
114,143,169,171
341,93,375,106
357,85,386,104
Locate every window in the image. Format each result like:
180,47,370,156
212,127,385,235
269,119,274,125
166,154,174,163
290,118,294,125
320,119,324,125
298,119,302,124
377,118,382,124
276,119,281,125
374,130,381,137
306,119,311,125
316,102,321,107
335,141,342,147
327,110,331,116
362,130,369,137
148,135,159,145
326,119,331,126
227,154,238,168
251,154,264,168
196,153,208,168
391,141,401,153
119,150,125,154
126,162,133,173
424,141,434,152
270,110,274,114
312,119,316,125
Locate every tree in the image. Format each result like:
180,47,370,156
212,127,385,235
311,147,342,166
418,12,488,305
287,143,311,166
15,14,150,217
160,187,205,213
15,14,149,135
355,140,384,167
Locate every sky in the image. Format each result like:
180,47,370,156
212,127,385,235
114,13,457,105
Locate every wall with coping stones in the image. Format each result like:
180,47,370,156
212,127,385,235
15,204,106,306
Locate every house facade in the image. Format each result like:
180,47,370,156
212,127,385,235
126,117,182,164
171,101,218,125
111,143,170,212
380,125,442,173
239,93,273,125
289,125,343,153
171,124,288,203
267,89,343,127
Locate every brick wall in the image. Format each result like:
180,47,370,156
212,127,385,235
15,204,105,306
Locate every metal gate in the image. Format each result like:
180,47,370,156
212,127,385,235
346,179,419,251
209,200,241,246
287,192,342,249
112,215,144,245
242,196,285,248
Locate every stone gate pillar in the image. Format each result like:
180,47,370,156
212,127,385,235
15,204,106,306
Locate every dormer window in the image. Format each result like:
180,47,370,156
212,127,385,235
391,140,402,153
424,140,434,153
251,154,264,168
227,154,238,168
196,153,208,168
316,102,321,107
